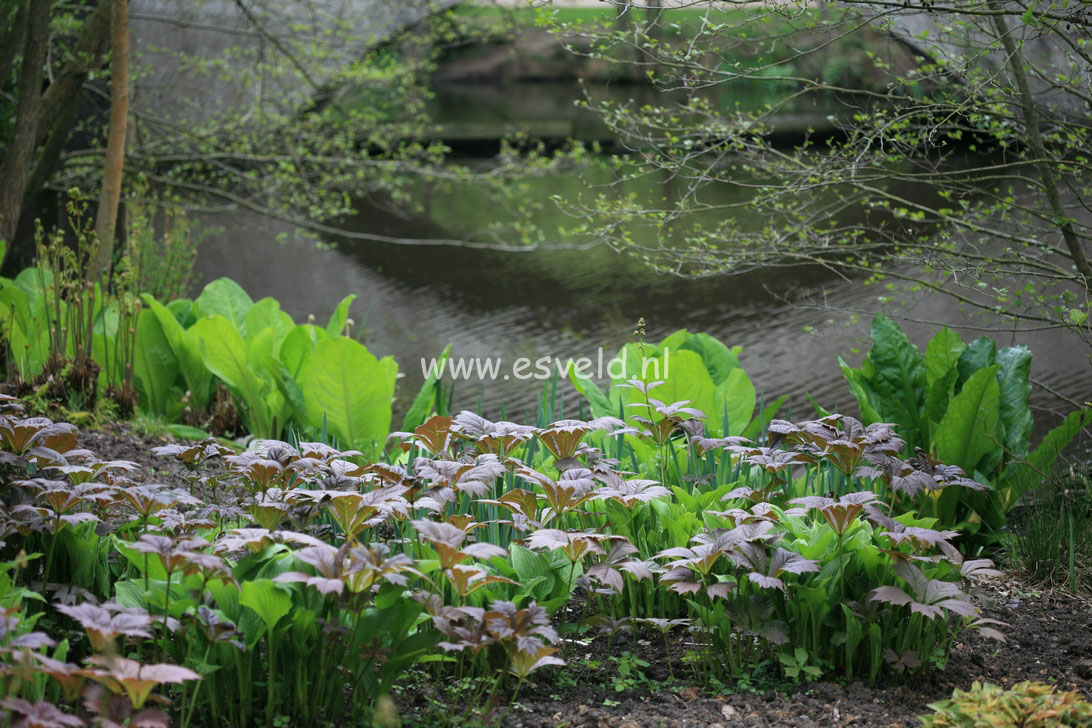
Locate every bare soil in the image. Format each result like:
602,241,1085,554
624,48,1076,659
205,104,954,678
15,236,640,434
439,583,1092,727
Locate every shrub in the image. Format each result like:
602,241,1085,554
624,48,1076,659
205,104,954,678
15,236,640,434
920,681,1092,728
838,314,1091,547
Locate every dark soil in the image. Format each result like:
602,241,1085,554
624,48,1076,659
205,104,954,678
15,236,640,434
77,422,194,490
80,423,1092,728
401,580,1092,727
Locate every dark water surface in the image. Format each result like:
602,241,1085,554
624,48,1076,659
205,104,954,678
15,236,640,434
194,209,1090,432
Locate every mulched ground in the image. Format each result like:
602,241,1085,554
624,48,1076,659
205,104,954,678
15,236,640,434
80,422,1092,728
78,422,193,488
429,583,1092,728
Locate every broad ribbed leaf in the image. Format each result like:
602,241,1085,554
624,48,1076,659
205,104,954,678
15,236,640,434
956,337,996,389
239,579,291,634
995,346,1033,457
193,278,253,334
715,367,756,437
569,366,615,421
923,366,958,434
747,572,784,591
243,297,294,350
525,529,572,551
960,559,1002,579
862,314,926,447
999,408,1092,507
0,698,84,728
837,356,883,425
924,327,965,389
934,366,1000,474
678,332,742,386
133,308,179,417
190,315,272,437
325,294,356,337
623,350,715,426
276,324,327,380
510,545,555,598
166,298,194,326
0,286,47,377
142,295,212,411
297,337,396,455
869,585,912,606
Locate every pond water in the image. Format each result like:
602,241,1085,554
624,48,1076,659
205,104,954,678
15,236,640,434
192,80,1091,432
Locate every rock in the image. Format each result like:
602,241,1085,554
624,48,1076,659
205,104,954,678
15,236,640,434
721,705,739,719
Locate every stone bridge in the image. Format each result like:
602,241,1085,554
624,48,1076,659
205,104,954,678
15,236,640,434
129,1,1089,128
130,0,459,123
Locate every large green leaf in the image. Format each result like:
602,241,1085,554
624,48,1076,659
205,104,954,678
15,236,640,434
923,366,958,436
142,295,213,411
0,286,47,377
956,337,996,390
91,310,120,389
622,349,717,425
612,341,661,386
837,356,883,425
924,327,965,389
511,545,556,601
133,308,179,416
276,324,328,380
206,580,241,621
247,326,280,382
995,346,1033,457
325,294,356,337
678,332,742,386
12,268,47,325
657,329,691,352
193,278,254,335
190,315,273,437
244,298,294,350
166,298,194,327
714,366,756,436
239,579,292,635
296,337,396,454
248,327,289,432
998,409,1092,507
863,314,927,447
934,365,1000,475
573,331,758,437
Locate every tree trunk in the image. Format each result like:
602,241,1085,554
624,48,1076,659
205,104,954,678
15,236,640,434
990,4,1092,289
37,0,112,148
23,88,86,221
0,3,28,91
91,0,130,281
0,0,53,265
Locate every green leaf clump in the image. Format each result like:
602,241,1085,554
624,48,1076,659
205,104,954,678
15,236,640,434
920,681,1092,728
